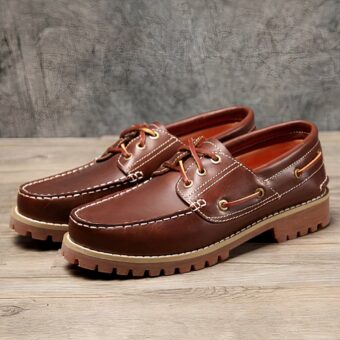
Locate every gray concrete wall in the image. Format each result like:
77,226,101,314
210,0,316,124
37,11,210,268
0,0,339,137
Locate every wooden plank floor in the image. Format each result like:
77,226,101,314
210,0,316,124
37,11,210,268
0,133,339,340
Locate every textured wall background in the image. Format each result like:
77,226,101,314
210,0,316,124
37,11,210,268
0,0,339,137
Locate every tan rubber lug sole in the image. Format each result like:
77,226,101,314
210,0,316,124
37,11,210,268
61,192,330,277
10,206,68,242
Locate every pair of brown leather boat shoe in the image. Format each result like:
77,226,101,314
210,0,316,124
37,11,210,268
10,106,330,277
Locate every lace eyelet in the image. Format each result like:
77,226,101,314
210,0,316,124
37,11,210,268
256,187,265,197
150,131,160,139
124,154,132,160
196,168,207,176
136,143,146,150
218,199,229,211
184,180,193,188
294,168,301,178
211,155,221,164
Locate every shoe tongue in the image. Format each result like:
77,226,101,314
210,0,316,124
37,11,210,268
199,138,232,157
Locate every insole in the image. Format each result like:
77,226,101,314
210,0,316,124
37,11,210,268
180,122,239,142
236,139,304,171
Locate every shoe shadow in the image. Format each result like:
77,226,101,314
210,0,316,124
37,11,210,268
13,235,61,251
229,229,275,259
65,263,144,281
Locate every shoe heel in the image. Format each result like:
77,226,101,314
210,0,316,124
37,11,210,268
272,193,330,243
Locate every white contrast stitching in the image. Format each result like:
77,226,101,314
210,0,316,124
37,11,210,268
193,164,241,198
130,138,179,172
69,191,327,258
208,193,280,221
320,176,329,191
23,174,129,197
265,141,320,181
176,140,277,202
18,180,125,200
279,162,324,197
157,126,184,144
190,199,207,211
117,135,140,169
70,166,327,238
213,143,278,195
70,209,193,230
152,167,168,176
184,162,238,199
176,143,232,197
200,140,220,150
233,157,278,195
129,130,174,167
118,128,179,172
22,161,95,194
203,161,325,222
176,159,199,198
74,178,153,221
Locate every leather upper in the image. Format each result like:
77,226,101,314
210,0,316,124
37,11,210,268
69,120,328,256
17,106,254,223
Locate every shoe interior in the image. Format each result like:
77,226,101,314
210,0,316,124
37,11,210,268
228,121,313,172
166,107,252,142
236,139,304,171
180,122,240,141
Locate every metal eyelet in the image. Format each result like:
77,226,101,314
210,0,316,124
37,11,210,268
218,199,229,211
124,154,132,160
184,180,193,188
136,143,146,150
294,168,301,178
196,168,207,176
150,131,160,139
256,187,265,197
211,155,221,164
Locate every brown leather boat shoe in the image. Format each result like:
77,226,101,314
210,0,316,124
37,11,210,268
62,120,330,276
10,106,254,242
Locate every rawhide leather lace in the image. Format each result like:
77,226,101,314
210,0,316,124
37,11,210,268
162,137,219,187
97,124,159,162
162,137,265,210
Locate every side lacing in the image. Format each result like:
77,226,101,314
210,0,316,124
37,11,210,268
294,151,322,178
68,191,328,258
201,161,325,222
265,141,319,181
218,187,265,211
176,143,278,198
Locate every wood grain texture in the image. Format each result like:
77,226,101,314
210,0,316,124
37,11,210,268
0,132,339,339
0,0,339,137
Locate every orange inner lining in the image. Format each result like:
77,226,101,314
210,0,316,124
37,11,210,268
236,139,304,171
